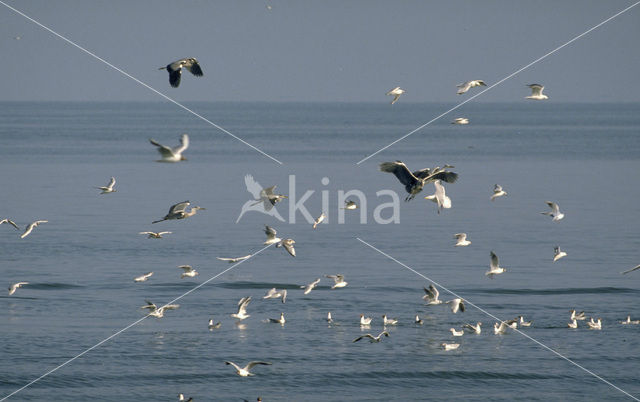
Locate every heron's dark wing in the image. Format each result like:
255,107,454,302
169,69,182,88
412,168,432,179
426,170,458,184
186,60,203,76
380,161,419,192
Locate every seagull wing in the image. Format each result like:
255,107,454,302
283,240,296,257
173,134,189,154
178,265,193,272
429,284,440,300
528,84,544,96
149,138,175,157
456,81,471,94
490,251,499,270
225,361,242,371
353,334,374,342
245,361,272,370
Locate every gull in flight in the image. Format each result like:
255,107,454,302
568,319,578,329
490,184,507,201
382,315,398,326
178,265,199,279
553,246,567,262
353,331,390,343
8,282,28,296
0,218,19,230
621,265,640,275
159,58,203,88
454,233,471,247
360,314,372,326
152,201,205,223
451,117,469,125
541,201,564,222
312,212,326,229
236,175,286,223
276,238,296,257
252,185,288,211
134,272,154,282
301,278,321,295
380,161,459,201
263,288,287,303
518,316,533,327
570,309,586,321
95,177,116,194
424,180,451,214
20,220,47,239
463,322,482,334
217,255,252,263
450,328,464,337
620,316,640,325
587,317,602,330
486,251,506,277
139,231,172,239
342,200,358,210
141,301,180,318
456,80,486,95
447,298,465,314
263,225,282,245
326,274,348,289
423,284,443,305
231,296,251,320
386,87,405,104
525,84,548,100
441,343,460,351
224,361,272,377
149,134,190,162
268,312,286,324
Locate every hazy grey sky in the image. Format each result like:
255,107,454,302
2,1,639,102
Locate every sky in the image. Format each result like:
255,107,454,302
1,0,639,103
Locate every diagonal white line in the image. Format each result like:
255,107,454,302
0,244,274,401
356,1,640,165
0,0,283,165
356,237,640,401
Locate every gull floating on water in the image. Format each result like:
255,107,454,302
8,282,28,296
360,314,372,326
490,184,507,201
424,180,451,214
20,220,47,239
380,161,459,201
451,117,469,125
159,58,203,88
423,284,443,305
326,274,348,289
153,201,205,224
494,321,510,334
217,255,252,263
141,301,180,318
382,315,398,326
354,331,390,343
139,231,172,239
149,133,189,162
568,319,578,329
178,394,193,402
95,177,116,194
447,298,465,314
541,201,564,222
327,312,333,324
553,246,567,262
464,322,482,334
486,251,506,277
450,328,464,337
587,317,602,330
263,225,282,245
570,309,586,321
178,265,199,279
441,342,460,351
208,318,221,330
134,272,154,282
301,278,321,295
415,315,423,325
224,361,271,377
525,84,548,100
621,265,640,275
386,87,405,104
312,212,326,229
231,297,251,321
518,316,532,327
268,312,286,324
263,288,287,303
0,218,19,230
276,238,296,257
620,316,640,325
454,233,471,247
457,80,486,95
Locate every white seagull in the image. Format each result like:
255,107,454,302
494,321,510,334
424,180,451,214
380,161,459,202
490,184,507,201
178,393,193,402
454,233,471,247
149,134,190,162
587,317,602,330
353,331,390,343
525,84,548,100
152,201,205,224
312,212,326,229
0,218,19,230
159,58,203,88
139,231,172,239
423,284,443,305
541,201,564,222
382,315,398,326
486,251,506,277
441,343,460,351
224,361,272,377
231,297,251,321
360,314,372,326
301,278,321,295
447,298,465,314
518,316,532,327
208,318,221,330
141,301,180,318
263,225,282,245
263,288,287,303
451,117,469,125
178,265,198,279
568,319,578,329
8,282,28,295
553,246,567,262
268,312,286,324
456,80,486,95
620,316,640,325
20,220,47,239
415,315,424,325
276,238,296,257
450,328,464,337
326,274,348,289
464,322,482,334
570,310,586,321
386,87,405,104
327,312,333,324
95,177,116,194
217,255,252,263
134,272,154,282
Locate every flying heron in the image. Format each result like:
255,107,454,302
379,161,458,201
159,58,203,88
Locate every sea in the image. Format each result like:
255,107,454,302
1,101,639,401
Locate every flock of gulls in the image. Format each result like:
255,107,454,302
4,59,638,402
